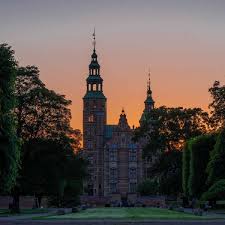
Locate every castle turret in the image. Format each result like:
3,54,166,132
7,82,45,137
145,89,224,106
140,70,155,124
83,30,106,196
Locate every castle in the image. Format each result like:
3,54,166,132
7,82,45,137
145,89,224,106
82,33,154,203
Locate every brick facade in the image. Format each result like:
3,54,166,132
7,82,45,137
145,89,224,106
82,39,154,204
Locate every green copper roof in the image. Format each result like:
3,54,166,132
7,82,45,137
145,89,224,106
86,75,103,82
140,111,147,122
145,97,155,104
83,91,106,99
105,125,117,139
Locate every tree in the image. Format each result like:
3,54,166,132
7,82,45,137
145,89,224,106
138,179,159,196
209,81,225,130
135,106,209,158
15,66,45,139
150,150,182,196
15,66,81,143
0,44,20,193
207,129,225,186
134,106,209,196
182,142,191,197
20,138,86,207
14,65,84,208
201,179,225,201
187,134,216,198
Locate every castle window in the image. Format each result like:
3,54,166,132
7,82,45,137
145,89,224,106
87,155,93,165
87,141,92,149
109,148,117,161
129,168,137,179
110,183,117,193
129,145,137,161
110,167,117,181
93,84,97,91
129,183,137,193
88,115,94,122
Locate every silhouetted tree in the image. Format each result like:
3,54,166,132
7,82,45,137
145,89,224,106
138,179,159,196
134,106,209,196
206,129,225,186
14,65,84,208
0,44,20,194
15,66,81,143
20,138,86,207
135,106,209,158
187,134,216,198
201,179,225,202
150,150,182,196
209,81,225,130
182,142,191,197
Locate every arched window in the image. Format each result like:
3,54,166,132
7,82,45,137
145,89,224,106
129,167,137,179
88,115,94,122
93,84,97,91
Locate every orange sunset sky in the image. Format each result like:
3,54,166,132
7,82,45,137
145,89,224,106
1,0,225,131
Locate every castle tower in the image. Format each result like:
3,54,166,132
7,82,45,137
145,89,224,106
83,31,106,196
140,70,155,124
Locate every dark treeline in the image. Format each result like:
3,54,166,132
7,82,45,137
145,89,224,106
1,42,225,211
135,79,225,203
0,44,87,212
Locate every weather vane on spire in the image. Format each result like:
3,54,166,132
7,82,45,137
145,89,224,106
148,67,151,87
146,67,151,90
147,67,152,96
92,28,96,50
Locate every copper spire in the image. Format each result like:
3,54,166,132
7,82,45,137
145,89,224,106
147,67,152,96
92,28,96,51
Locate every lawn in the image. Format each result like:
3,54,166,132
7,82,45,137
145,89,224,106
45,207,210,220
0,208,49,216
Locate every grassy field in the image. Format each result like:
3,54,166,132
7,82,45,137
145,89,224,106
0,208,48,216
46,207,210,220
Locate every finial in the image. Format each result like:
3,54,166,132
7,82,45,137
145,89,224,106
92,27,96,51
147,67,152,96
148,67,151,89
122,107,125,114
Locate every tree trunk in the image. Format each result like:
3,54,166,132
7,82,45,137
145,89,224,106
10,188,20,213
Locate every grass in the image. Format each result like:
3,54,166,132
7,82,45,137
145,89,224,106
0,208,49,217
41,207,213,220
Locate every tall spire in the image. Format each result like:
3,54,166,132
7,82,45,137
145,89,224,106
92,27,96,51
147,67,152,96
139,68,155,124
89,28,100,76
84,29,105,97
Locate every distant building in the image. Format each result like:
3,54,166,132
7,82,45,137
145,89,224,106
82,33,154,203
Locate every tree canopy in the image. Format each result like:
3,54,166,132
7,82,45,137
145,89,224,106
134,106,210,196
20,138,86,206
15,66,81,146
0,44,20,193
135,106,209,158
206,129,225,186
209,81,225,130
14,65,84,207
201,179,225,201
186,134,216,198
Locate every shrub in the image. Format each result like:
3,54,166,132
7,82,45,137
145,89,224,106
138,179,159,196
207,129,225,185
201,179,225,201
188,134,216,197
182,142,191,196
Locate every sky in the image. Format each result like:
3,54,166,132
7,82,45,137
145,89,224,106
0,0,225,131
